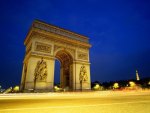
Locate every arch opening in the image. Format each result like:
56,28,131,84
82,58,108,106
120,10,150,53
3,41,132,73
54,59,61,86
55,50,73,90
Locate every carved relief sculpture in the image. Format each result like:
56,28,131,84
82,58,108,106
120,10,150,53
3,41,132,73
35,42,52,53
77,52,88,60
79,65,88,82
34,58,47,81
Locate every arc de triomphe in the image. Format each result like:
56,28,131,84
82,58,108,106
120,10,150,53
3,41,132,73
20,20,91,92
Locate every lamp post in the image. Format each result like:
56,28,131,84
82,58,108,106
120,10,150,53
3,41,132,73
80,80,82,91
33,75,37,92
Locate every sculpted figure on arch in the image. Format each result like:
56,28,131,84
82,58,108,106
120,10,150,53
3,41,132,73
34,58,47,81
79,65,88,82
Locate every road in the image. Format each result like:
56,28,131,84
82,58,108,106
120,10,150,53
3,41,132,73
0,91,150,113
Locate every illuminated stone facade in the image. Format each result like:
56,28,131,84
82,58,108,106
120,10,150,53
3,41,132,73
20,20,91,92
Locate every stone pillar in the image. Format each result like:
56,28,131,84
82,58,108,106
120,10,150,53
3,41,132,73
72,62,91,90
60,66,63,88
23,56,55,92
44,58,55,91
69,64,73,89
20,63,26,91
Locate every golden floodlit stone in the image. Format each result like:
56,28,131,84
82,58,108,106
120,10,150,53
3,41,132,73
20,20,92,92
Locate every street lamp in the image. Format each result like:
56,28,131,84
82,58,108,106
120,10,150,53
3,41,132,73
33,75,38,92
113,83,119,89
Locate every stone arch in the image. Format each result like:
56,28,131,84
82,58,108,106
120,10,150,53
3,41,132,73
20,20,91,92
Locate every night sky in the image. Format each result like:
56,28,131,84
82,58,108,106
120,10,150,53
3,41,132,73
0,0,150,88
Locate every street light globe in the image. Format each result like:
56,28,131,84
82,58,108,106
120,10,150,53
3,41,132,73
129,81,136,87
113,83,119,89
13,86,19,92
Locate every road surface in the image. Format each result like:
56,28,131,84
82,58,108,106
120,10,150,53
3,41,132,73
0,91,150,113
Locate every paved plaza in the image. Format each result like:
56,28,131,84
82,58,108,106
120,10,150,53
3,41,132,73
0,91,150,113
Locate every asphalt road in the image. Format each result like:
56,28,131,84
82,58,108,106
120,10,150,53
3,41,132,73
0,91,150,113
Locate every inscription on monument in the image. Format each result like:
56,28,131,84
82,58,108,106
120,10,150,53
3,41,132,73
35,42,52,53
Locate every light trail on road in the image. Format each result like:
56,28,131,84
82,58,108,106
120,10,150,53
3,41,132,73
0,100,150,112
0,91,150,113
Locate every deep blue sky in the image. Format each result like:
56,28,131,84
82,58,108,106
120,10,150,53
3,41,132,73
0,0,150,88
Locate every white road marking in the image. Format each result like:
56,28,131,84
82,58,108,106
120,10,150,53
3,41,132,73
0,100,150,111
